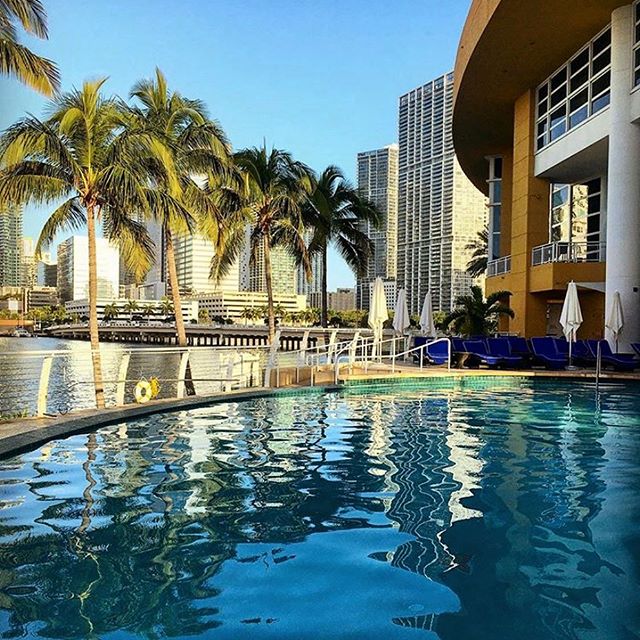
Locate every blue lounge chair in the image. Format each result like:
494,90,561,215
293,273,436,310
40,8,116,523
587,340,638,372
554,338,569,356
530,337,568,370
632,343,640,358
451,337,466,354
572,340,596,366
425,340,450,365
486,338,524,367
463,340,505,368
506,336,531,357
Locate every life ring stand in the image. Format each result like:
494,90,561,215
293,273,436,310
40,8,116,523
135,379,153,404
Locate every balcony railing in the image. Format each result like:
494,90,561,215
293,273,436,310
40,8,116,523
531,241,606,266
487,255,511,277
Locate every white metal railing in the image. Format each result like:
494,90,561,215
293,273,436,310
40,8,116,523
333,336,452,383
487,255,511,277
0,331,455,422
531,241,606,266
0,330,375,421
0,344,275,420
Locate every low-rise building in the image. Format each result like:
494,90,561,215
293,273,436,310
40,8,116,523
195,290,306,323
27,287,57,309
309,288,357,311
64,298,198,323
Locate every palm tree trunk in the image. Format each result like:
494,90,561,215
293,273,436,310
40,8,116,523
164,228,187,347
164,227,196,396
321,243,328,328
263,235,276,343
86,205,105,409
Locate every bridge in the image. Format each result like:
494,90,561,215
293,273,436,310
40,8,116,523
46,323,371,351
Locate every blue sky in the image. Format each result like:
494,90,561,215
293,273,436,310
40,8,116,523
0,0,471,289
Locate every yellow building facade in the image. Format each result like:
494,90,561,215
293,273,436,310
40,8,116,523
454,1,640,348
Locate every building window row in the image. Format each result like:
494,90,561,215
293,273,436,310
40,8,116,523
536,26,611,150
487,157,502,261
634,1,640,86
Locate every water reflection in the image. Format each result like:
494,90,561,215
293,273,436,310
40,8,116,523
0,380,638,639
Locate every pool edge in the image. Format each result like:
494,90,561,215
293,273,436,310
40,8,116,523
0,385,341,460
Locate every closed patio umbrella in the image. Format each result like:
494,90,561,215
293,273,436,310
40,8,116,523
559,281,583,367
368,277,389,359
393,289,410,334
393,289,411,356
419,291,435,336
605,291,624,353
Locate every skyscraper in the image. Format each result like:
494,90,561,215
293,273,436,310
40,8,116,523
242,225,297,296
0,205,23,287
56,235,120,302
356,144,399,309
140,218,166,299
173,232,240,294
20,237,36,289
296,231,322,301
36,252,57,288
397,72,486,314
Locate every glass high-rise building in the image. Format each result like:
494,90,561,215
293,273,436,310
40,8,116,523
0,205,23,287
56,235,120,302
397,72,486,314
296,231,322,301
356,144,399,310
242,225,297,296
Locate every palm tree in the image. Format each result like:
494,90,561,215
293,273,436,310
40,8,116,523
125,69,232,347
305,166,379,327
230,145,314,342
198,308,210,324
159,296,174,316
123,299,139,321
143,303,156,319
0,79,160,409
442,285,514,337
0,0,59,96
465,227,489,278
240,307,253,326
103,302,119,322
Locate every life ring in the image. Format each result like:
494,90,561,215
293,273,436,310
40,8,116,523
135,380,152,404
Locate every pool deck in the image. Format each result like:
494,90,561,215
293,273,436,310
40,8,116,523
1,363,639,459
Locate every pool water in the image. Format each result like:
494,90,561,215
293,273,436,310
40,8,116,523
0,379,639,639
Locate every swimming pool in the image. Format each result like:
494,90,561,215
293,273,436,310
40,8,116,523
0,378,638,639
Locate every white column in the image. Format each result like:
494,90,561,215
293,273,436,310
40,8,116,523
606,5,640,350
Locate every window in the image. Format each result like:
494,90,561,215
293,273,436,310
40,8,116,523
487,157,502,261
536,26,611,150
549,179,603,258
634,1,640,86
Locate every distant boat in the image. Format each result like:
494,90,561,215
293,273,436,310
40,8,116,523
11,328,32,338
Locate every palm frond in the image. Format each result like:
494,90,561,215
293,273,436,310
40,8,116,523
36,196,85,255
0,38,58,95
4,0,49,38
